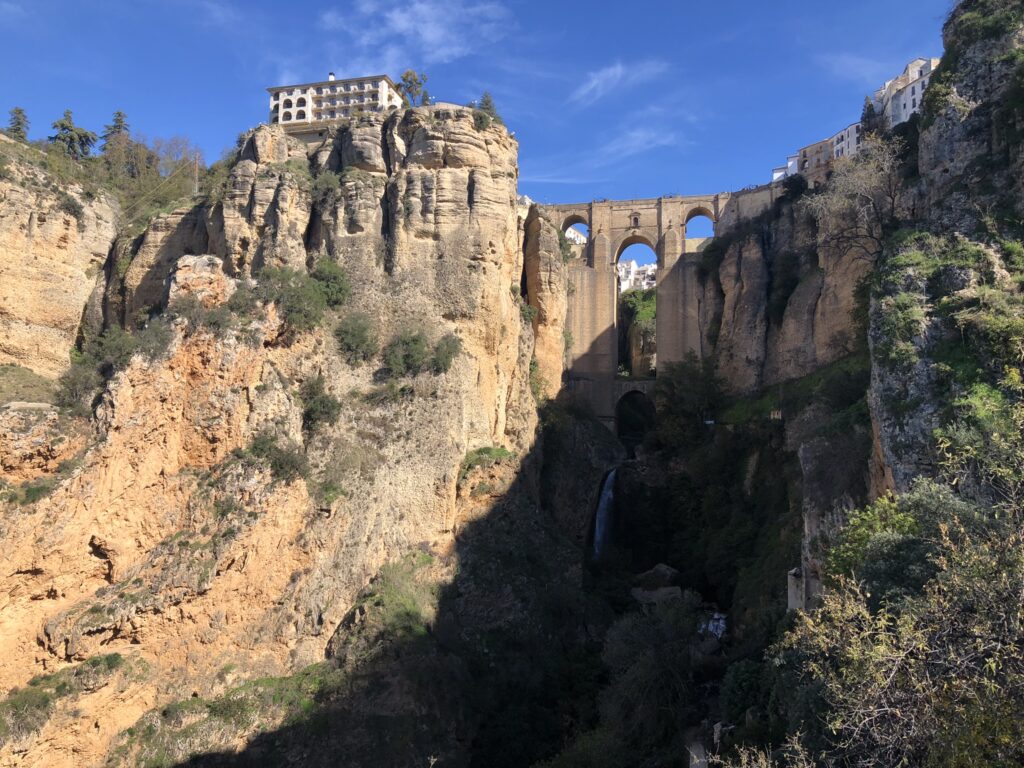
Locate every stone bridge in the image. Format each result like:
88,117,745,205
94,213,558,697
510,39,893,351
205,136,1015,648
537,188,782,432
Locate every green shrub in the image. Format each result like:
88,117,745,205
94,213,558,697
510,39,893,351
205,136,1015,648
310,259,350,308
256,267,327,337
299,375,342,434
170,294,233,338
1000,239,1024,270
0,654,127,748
720,660,766,724
363,381,414,405
55,323,173,415
310,170,341,204
459,446,515,481
245,432,308,482
58,193,84,222
520,301,539,323
383,329,431,377
472,110,492,131
529,357,545,402
334,312,379,364
431,333,461,374
557,229,574,262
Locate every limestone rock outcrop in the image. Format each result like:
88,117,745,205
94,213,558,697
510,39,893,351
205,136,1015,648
0,135,119,377
704,203,871,393
0,108,539,767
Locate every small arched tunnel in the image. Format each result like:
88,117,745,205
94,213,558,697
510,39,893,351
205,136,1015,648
616,390,656,450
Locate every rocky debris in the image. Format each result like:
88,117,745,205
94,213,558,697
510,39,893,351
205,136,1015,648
0,405,89,484
633,563,680,590
631,586,684,605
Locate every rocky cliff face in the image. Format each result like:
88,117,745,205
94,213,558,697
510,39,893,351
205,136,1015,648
0,135,119,378
702,201,872,394
0,109,564,766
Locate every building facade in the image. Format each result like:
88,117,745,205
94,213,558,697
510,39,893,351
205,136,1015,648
874,57,941,129
267,73,404,128
771,56,940,182
831,122,862,160
617,259,657,293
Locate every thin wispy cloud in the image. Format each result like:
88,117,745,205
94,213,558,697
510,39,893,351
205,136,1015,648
815,52,894,88
196,0,241,27
319,0,513,74
522,122,686,187
0,1,24,17
594,127,681,166
569,60,668,105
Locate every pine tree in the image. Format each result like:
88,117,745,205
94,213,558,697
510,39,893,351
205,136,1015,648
478,91,496,117
101,111,130,144
6,107,28,143
861,96,884,136
477,92,503,125
49,110,97,160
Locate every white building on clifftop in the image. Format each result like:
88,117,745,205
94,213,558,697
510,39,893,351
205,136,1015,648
874,57,941,129
268,73,403,128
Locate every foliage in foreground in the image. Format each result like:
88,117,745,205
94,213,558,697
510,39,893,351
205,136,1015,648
0,654,126,748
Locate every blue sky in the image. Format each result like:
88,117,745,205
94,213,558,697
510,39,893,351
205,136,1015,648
0,0,948,235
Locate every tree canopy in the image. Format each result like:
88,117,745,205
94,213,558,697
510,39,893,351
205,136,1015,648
5,107,28,143
397,70,428,107
49,109,97,160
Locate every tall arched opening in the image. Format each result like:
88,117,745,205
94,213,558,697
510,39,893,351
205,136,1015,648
685,209,716,253
561,215,590,262
616,390,656,451
616,240,657,379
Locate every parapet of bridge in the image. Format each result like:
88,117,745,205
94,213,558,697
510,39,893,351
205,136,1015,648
536,186,782,429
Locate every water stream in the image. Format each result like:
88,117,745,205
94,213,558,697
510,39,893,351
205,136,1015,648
592,468,617,559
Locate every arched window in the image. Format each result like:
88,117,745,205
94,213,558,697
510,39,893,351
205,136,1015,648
296,110,306,120
297,97,307,107
282,98,293,109
282,111,292,122
631,215,640,228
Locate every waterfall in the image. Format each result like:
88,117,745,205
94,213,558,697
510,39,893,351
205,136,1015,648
592,468,617,559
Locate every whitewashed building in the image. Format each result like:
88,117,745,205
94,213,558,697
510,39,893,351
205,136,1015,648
771,57,940,181
874,57,941,129
618,260,657,293
831,122,862,160
268,73,404,127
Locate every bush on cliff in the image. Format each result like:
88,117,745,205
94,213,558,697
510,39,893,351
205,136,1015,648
334,312,380,364
56,322,173,415
310,259,351,308
256,267,327,338
299,375,342,435
432,333,462,374
240,432,308,482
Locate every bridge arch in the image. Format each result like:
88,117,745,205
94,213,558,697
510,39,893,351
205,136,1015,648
561,212,589,233
613,232,658,263
684,205,717,238
616,389,656,449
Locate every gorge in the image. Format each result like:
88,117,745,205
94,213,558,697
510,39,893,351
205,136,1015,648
2,0,1024,765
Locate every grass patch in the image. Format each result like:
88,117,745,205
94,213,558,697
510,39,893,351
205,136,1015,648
0,364,56,404
0,654,126,748
459,446,515,481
